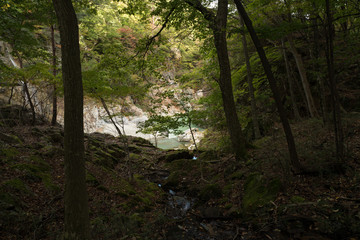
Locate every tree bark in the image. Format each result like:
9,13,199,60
214,0,246,160
234,0,302,172
51,24,58,126
325,0,344,161
281,39,300,120
52,0,91,239
287,35,318,118
240,16,261,139
184,0,246,160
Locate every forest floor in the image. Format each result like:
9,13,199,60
1,100,360,240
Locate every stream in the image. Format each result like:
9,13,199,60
148,173,241,240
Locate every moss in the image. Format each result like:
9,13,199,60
93,152,115,169
40,145,63,158
1,178,31,194
0,192,22,209
0,147,19,162
242,173,281,212
224,202,233,209
96,185,109,192
130,153,142,161
86,172,100,186
223,184,233,195
107,145,126,159
128,145,142,153
291,196,306,203
0,132,22,144
112,178,136,197
166,159,198,172
199,184,223,202
10,162,60,193
229,170,245,180
163,171,181,188
160,150,193,162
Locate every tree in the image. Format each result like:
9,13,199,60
184,0,247,161
239,16,261,139
234,0,302,172
52,0,90,238
50,24,58,126
325,0,344,162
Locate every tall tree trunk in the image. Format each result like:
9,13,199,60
281,39,300,120
184,0,246,161
240,17,261,139
52,0,91,239
325,0,344,161
99,96,123,137
234,0,302,173
287,36,318,118
51,24,58,126
214,0,246,160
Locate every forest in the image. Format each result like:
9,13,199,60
0,0,360,239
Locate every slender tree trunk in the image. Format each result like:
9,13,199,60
325,0,344,161
99,97,123,137
183,0,247,161
51,24,58,126
8,85,15,104
52,0,91,239
214,0,246,160
287,36,319,118
281,39,300,120
240,16,261,139
312,6,328,124
18,57,36,125
234,0,302,172
23,81,36,125
188,118,198,150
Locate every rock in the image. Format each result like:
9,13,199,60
199,184,223,202
158,150,193,162
130,137,155,148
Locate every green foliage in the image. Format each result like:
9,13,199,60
137,114,185,138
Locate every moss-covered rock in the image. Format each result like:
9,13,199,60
10,158,60,193
242,173,281,212
0,132,22,144
159,150,193,163
130,137,155,148
0,147,19,163
107,145,126,159
128,145,142,154
199,183,223,202
40,145,63,158
163,171,181,189
48,130,63,144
